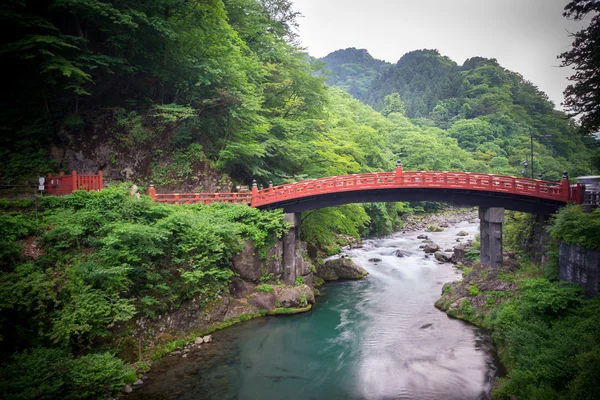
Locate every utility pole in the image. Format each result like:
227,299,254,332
530,135,534,179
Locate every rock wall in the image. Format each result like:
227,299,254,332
516,214,552,266
559,242,600,298
128,235,315,357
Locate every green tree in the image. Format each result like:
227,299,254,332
560,0,600,133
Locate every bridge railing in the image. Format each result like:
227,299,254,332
250,171,571,207
148,170,581,208
46,171,103,195
150,191,252,205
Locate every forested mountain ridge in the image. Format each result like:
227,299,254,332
319,47,390,100
321,48,593,179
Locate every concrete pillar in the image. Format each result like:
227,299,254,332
479,207,504,269
283,213,301,285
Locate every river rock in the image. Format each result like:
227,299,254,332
202,335,212,343
453,245,466,264
133,379,144,387
276,287,302,307
194,337,203,345
417,234,428,239
457,231,469,236
395,250,407,257
368,258,382,262
122,385,133,394
317,258,368,281
298,284,315,305
423,243,440,253
434,251,451,262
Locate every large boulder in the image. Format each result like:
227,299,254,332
453,245,466,264
316,257,368,281
248,292,277,310
276,287,302,308
434,251,451,263
423,243,440,253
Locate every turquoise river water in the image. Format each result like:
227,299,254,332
131,220,501,400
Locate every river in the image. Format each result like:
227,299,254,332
131,219,501,400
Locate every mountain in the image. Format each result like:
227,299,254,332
322,48,591,177
319,48,390,100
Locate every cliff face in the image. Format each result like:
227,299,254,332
559,242,600,298
50,113,234,193
126,237,316,360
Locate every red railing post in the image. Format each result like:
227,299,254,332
395,160,403,185
148,181,157,200
98,171,103,191
250,179,258,207
561,172,570,202
71,170,77,193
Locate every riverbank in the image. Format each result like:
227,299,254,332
434,209,600,399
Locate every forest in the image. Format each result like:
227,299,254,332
0,0,599,399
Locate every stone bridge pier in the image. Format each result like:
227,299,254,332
479,207,504,269
283,213,301,285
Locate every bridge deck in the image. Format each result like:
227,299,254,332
149,170,584,213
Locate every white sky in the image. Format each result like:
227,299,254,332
290,0,590,110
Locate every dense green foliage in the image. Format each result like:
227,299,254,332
0,186,287,398
480,206,600,399
549,205,600,249
0,348,134,400
319,47,390,99
2,1,598,398
323,49,593,179
490,279,600,400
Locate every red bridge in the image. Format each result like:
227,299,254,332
149,164,584,215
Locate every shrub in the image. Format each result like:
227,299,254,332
549,205,600,249
0,349,130,400
255,284,274,293
66,353,132,399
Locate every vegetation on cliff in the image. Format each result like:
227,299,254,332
0,186,288,399
436,206,600,400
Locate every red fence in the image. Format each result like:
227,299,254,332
46,171,103,195
149,169,585,208
148,191,252,205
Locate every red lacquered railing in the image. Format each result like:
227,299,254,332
250,170,577,208
46,171,103,195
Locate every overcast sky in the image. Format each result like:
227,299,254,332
290,0,590,110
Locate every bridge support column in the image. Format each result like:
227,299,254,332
479,207,504,269
283,213,301,285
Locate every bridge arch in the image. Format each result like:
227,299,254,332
148,169,584,271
